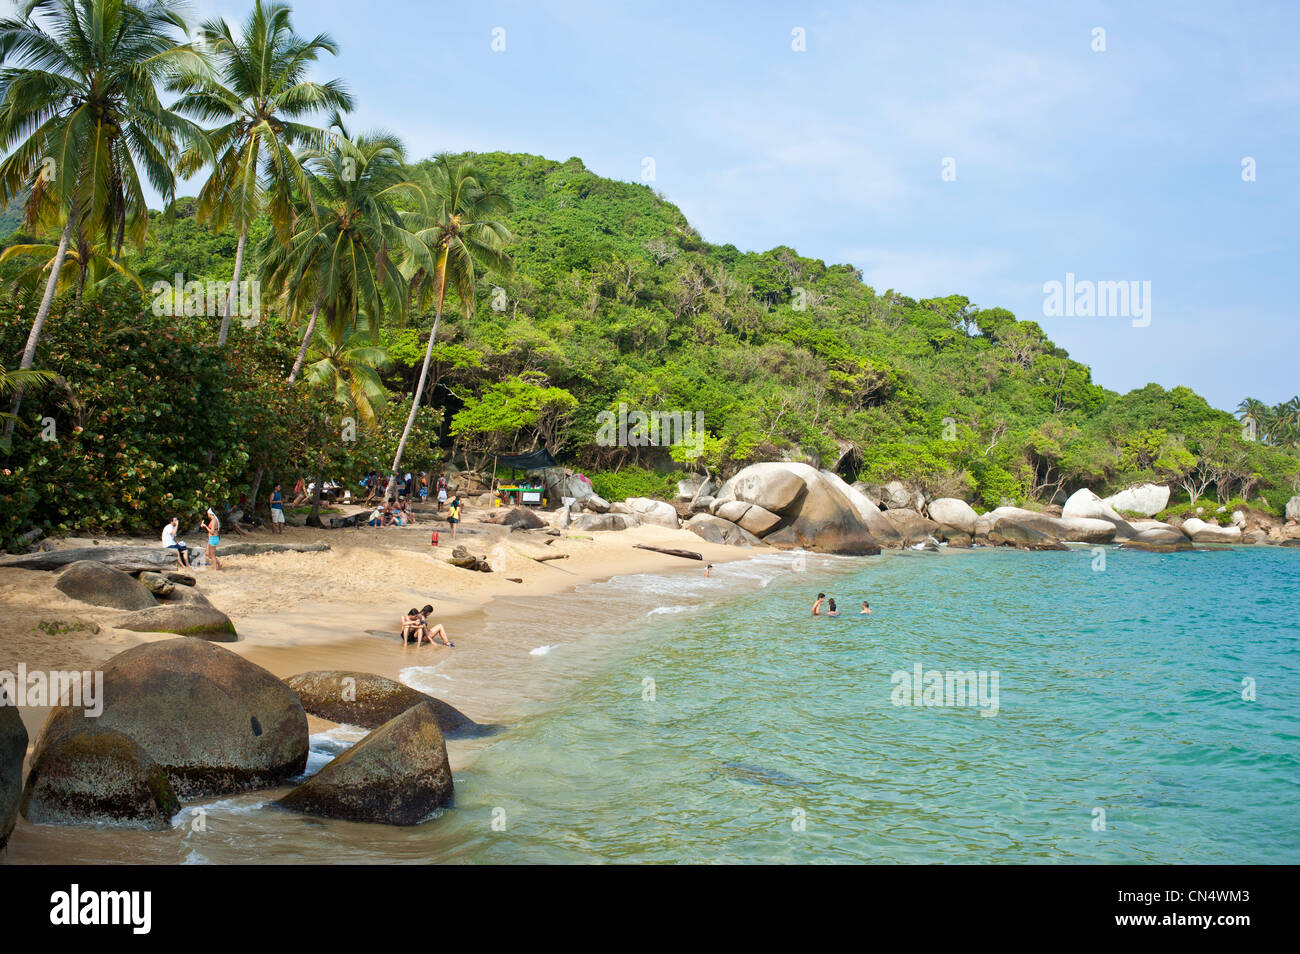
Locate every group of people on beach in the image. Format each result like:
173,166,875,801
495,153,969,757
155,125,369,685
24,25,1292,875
811,593,871,617
400,605,453,647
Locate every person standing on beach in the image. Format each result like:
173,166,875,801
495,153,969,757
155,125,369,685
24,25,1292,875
270,483,285,535
812,593,826,616
203,508,223,570
447,495,462,539
436,475,448,512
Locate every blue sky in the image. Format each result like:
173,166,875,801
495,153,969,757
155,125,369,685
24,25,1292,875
29,0,1300,410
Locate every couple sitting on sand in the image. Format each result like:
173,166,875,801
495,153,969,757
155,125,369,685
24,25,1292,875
401,605,452,647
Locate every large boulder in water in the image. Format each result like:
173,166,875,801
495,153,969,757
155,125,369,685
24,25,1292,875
713,463,881,554
988,517,1068,550
1181,518,1243,544
927,498,978,534
55,561,157,611
819,471,907,548
1062,489,1138,540
276,702,453,825
1124,526,1193,551
1102,483,1170,517
881,509,941,546
118,585,235,641
1,694,26,850
20,725,179,830
285,671,480,736
32,639,307,799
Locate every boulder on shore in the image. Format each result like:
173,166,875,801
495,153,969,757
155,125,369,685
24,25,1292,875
478,507,547,531
276,701,453,825
818,471,906,548
1102,483,1170,517
713,463,881,555
285,671,483,736
927,498,978,535
1285,496,1300,522
1062,489,1138,540
614,497,679,529
20,725,179,830
32,639,308,799
55,561,157,611
685,513,763,547
118,585,236,640
570,512,634,532
1,696,26,849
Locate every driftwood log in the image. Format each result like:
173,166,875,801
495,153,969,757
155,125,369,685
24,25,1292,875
0,541,329,572
633,544,703,561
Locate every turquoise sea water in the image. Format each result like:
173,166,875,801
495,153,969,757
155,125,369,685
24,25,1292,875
10,544,1297,864
424,545,1299,863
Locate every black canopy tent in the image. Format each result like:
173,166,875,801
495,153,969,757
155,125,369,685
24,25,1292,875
491,448,556,506
493,448,557,471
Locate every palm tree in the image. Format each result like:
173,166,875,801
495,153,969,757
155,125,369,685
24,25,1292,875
1,233,147,300
170,0,352,346
0,362,56,451
299,313,390,525
387,155,512,496
259,125,426,383
0,0,203,438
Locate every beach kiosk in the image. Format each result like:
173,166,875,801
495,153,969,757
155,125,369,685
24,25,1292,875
491,448,556,507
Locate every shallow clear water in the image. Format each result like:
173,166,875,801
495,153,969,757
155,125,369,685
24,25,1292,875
11,545,1298,864
426,545,1300,863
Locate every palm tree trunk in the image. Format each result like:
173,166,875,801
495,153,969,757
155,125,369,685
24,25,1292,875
306,458,326,527
388,249,448,500
216,224,248,346
287,299,322,384
4,210,76,443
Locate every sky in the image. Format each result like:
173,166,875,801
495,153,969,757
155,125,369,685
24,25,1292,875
13,0,1298,411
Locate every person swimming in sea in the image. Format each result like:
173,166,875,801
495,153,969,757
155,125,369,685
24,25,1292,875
705,564,713,577
827,598,839,617
861,600,872,615
812,593,826,616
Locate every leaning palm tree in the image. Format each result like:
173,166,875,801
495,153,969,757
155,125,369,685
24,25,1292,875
299,313,390,525
0,0,204,438
259,125,428,383
171,0,352,346
387,155,512,495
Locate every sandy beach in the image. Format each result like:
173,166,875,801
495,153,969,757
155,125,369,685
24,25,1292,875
0,506,761,745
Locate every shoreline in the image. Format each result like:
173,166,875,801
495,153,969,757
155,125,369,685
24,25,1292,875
0,515,762,741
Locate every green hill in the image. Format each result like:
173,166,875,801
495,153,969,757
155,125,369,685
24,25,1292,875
2,151,1296,547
